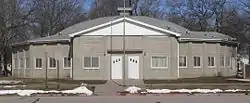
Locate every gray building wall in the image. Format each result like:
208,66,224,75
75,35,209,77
72,35,178,80
12,43,71,79
12,38,237,80
179,42,237,78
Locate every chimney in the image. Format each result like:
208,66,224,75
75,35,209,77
117,7,133,16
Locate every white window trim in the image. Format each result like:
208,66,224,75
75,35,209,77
193,56,202,68
208,56,216,68
82,56,100,70
179,56,187,68
25,57,29,69
151,55,168,69
48,57,57,69
220,56,225,68
34,57,43,69
19,58,24,69
63,57,72,69
226,56,231,67
14,58,19,69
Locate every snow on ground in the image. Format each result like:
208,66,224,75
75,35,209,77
146,89,223,94
224,89,245,92
0,80,23,85
125,86,141,93
0,85,27,88
125,86,246,94
0,85,93,96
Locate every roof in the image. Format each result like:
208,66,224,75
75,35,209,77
12,16,236,45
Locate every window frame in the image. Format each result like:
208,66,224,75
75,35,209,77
19,57,25,69
34,57,43,69
25,57,29,69
226,56,231,67
48,57,57,69
220,56,225,68
82,56,100,70
193,56,202,68
208,56,216,68
63,57,72,69
179,56,187,68
151,55,168,69
14,58,19,69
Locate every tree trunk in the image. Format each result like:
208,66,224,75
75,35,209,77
3,49,11,76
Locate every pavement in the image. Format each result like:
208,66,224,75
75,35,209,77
1,95,250,103
227,78,250,82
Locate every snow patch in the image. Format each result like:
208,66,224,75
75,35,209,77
0,80,23,85
225,89,245,92
146,89,245,94
61,86,93,95
0,85,27,88
125,86,141,93
0,86,93,96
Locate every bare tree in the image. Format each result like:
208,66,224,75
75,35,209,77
0,0,36,76
167,0,215,31
31,0,85,37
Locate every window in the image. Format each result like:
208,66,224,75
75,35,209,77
208,56,215,67
20,58,24,69
14,58,18,69
35,58,42,69
49,57,56,69
220,56,224,67
179,56,187,68
151,56,168,68
193,56,201,67
83,56,100,69
25,57,29,69
64,57,72,69
226,56,231,66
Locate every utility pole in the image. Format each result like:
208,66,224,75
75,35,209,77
45,52,48,89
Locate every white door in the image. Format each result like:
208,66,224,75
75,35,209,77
111,56,123,79
128,56,139,79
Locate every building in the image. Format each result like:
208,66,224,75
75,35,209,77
11,9,238,84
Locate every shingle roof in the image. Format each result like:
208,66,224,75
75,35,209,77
14,16,235,45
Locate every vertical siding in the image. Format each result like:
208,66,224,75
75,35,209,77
73,35,178,80
12,43,71,79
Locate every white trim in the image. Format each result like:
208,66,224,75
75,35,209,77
125,18,181,36
34,57,43,69
63,57,72,69
151,56,168,69
19,57,25,69
177,42,180,78
208,56,216,68
69,17,181,37
193,56,202,68
14,58,19,69
82,56,100,70
25,57,30,69
180,38,223,41
226,56,231,67
48,57,57,69
70,18,123,37
179,55,188,68
220,55,225,68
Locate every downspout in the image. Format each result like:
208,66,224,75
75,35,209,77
177,37,180,78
